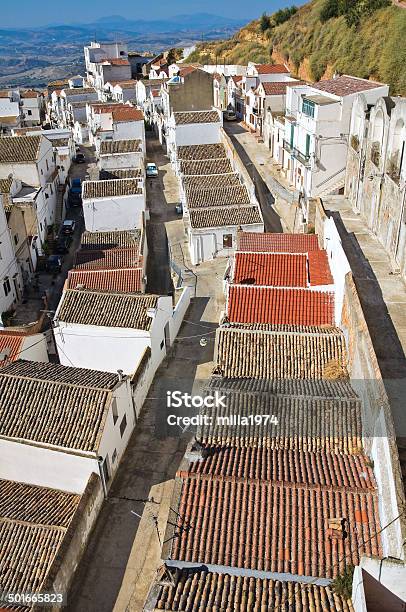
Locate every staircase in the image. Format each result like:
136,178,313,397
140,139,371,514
315,167,346,199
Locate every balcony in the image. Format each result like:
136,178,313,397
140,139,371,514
253,107,263,117
292,146,311,167
283,139,293,153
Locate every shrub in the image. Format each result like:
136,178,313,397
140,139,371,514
260,13,272,32
273,6,298,26
332,565,354,600
320,0,339,22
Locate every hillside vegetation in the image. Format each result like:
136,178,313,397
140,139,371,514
187,0,406,94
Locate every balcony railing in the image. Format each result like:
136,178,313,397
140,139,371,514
283,139,293,153
292,147,311,167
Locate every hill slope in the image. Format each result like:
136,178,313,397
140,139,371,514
187,0,406,94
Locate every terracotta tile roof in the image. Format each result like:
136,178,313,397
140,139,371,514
199,377,362,453
0,135,41,163
178,65,198,77
177,143,226,160
313,75,384,97
74,246,141,269
99,139,142,155
231,75,243,84
0,90,11,98
62,87,96,96
169,472,381,577
101,57,130,66
255,63,289,74
91,102,122,113
0,177,13,194
189,446,375,489
308,250,333,285
232,252,308,287
174,110,220,125
237,232,320,253
261,80,306,95
67,268,142,292
182,173,240,190
0,116,19,125
0,360,119,451
153,567,354,612
57,289,158,329
186,184,250,209
82,178,142,199
0,479,80,596
226,286,335,325
51,137,70,147
111,106,144,122
80,229,141,250
111,80,136,89
0,332,25,366
20,89,39,99
214,327,347,379
100,168,142,180
189,205,262,229
179,157,233,175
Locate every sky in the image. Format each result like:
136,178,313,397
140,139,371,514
1,0,295,27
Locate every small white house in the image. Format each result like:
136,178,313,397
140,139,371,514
98,139,144,171
82,178,145,231
93,106,145,153
0,194,24,315
0,359,134,494
167,110,222,164
54,289,173,382
20,90,43,126
0,331,48,364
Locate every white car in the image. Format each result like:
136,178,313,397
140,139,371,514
146,162,158,177
224,110,237,121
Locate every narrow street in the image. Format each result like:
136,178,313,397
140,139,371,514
67,134,224,612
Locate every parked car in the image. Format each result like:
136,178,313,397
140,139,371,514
146,162,158,177
74,152,86,163
69,177,82,206
71,177,81,189
46,255,62,274
224,110,237,121
55,234,72,254
175,203,183,214
61,219,76,235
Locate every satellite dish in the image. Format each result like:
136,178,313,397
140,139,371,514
200,337,208,347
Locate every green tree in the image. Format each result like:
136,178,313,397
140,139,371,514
260,12,272,32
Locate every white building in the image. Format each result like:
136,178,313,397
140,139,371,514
166,110,222,164
0,331,48,363
0,135,58,252
246,79,301,136
0,193,24,315
20,90,43,126
84,41,130,93
0,89,22,132
227,75,244,118
104,80,137,103
0,360,134,494
82,178,145,232
98,139,144,171
281,75,389,209
54,289,173,386
60,87,98,128
91,105,145,153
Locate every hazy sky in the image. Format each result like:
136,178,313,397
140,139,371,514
2,0,297,27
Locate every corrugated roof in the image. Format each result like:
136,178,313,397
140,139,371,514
179,157,233,176
80,229,141,250
99,139,142,155
226,286,335,326
0,360,119,451
82,178,142,199
67,268,142,293
237,232,320,253
189,206,262,229
186,184,250,209
0,135,41,163
174,110,220,125
99,168,142,180
57,289,158,329
177,143,227,160
74,246,141,269
182,173,240,190
153,568,354,612
214,327,347,380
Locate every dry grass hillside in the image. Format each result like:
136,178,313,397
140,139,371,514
187,0,406,94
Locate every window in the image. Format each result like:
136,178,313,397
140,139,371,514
3,277,11,297
119,414,127,438
46,159,49,171
160,339,164,350
223,234,233,249
302,99,315,118
27,110,32,116
112,399,118,425
14,234,18,245
112,449,117,463
305,134,311,157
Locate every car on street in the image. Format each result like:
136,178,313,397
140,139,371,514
69,177,82,206
74,152,86,163
61,219,76,235
175,203,183,214
146,162,158,177
55,234,72,254
224,110,237,121
46,255,63,274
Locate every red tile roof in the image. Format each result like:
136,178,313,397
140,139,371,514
67,268,142,292
102,57,130,66
227,286,335,325
313,75,384,97
170,472,381,577
255,63,290,75
188,446,375,489
231,75,243,84
233,252,308,287
260,80,306,95
308,250,333,285
237,232,320,253
74,247,141,270
111,106,144,122
0,333,25,366
179,66,198,77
